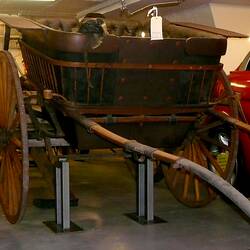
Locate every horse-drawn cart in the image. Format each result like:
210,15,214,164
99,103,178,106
0,14,249,225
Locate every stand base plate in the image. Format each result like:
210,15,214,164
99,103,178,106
43,221,83,233
125,213,167,225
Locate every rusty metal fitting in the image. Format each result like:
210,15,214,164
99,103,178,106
234,92,241,102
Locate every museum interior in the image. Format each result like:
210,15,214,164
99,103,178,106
0,0,249,249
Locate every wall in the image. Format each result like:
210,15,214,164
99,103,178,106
163,3,214,26
0,21,24,75
0,22,20,50
0,22,4,49
210,3,250,73
164,2,250,74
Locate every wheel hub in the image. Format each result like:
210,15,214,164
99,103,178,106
0,128,12,149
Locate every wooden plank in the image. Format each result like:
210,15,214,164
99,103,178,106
172,22,248,38
0,15,42,30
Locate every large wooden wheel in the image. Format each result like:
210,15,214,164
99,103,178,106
163,71,239,207
0,51,29,223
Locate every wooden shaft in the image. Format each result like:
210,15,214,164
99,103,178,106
65,109,180,163
92,124,180,163
210,109,250,133
91,124,129,147
152,149,179,163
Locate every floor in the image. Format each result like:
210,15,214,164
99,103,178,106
0,150,249,250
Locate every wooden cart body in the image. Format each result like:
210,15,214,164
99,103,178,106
1,15,247,224
19,20,227,151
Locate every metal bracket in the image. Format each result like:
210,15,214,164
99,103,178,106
43,158,82,233
24,97,65,139
126,158,166,224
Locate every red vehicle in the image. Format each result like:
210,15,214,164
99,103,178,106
228,51,250,196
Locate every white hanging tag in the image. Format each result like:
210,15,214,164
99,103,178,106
147,6,163,41
150,16,163,40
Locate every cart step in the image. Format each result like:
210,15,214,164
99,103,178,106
28,138,70,147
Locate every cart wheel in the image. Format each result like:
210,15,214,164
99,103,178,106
0,51,28,223
163,71,239,207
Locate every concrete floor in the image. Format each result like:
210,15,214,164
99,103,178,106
0,150,249,250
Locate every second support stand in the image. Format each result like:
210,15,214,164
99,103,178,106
126,158,166,224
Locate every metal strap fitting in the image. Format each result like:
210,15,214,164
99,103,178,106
81,118,97,133
168,114,177,124
106,114,115,124
172,157,189,170
124,139,157,159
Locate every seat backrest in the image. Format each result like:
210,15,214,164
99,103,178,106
37,18,78,32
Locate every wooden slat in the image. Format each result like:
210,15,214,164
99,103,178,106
19,41,223,71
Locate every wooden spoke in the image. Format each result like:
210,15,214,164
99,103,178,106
182,142,192,200
172,169,180,188
193,140,207,167
0,51,28,224
198,140,225,177
197,120,224,134
0,62,17,129
198,133,229,150
183,172,190,200
10,137,22,149
0,145,22,222
194,177,200,202
164,138,217,207
164,70,238,207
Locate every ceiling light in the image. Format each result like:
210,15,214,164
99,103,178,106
28,0,55,1
141,32,145,38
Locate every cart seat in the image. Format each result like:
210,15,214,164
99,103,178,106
37,16,144,37
37,18,78,32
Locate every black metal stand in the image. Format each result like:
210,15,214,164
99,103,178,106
126,158,166,225
44,158,82,233
30,139,79,209
3,25,10,51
